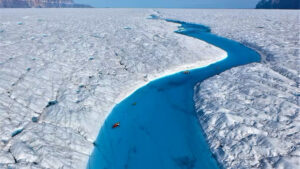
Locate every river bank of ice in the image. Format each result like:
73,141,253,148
0,9,226,169
87,19,260,169
158,9,300,169
1,9,298,169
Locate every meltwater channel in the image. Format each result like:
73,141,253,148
87,19,260,169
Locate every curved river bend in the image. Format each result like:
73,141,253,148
87,19,260,169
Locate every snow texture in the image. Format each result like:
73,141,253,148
0,9,226,169
158,9,300,169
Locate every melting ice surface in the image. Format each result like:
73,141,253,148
87,19,260,169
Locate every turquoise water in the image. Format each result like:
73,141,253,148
87,19,260,169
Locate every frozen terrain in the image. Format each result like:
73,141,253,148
0,9,299,169
87,19,260,169
158,9,300,169
0,9,226,169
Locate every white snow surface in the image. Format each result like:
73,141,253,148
158,9,300,169
0,9,226,169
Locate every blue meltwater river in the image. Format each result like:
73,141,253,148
87,18,260,169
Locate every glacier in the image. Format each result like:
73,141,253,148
0,8,299,169
87,19,260,169
158,9,300,169
0,9,226,169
